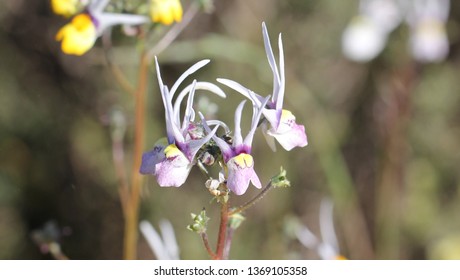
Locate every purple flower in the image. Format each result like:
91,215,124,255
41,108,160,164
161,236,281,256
217,22,307,151
140,58,225,187
201,97,269,195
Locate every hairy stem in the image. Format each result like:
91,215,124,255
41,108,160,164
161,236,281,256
201,232,217,259
229,181,273,216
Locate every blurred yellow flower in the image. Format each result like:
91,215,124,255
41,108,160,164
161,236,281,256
51,0,79,17
150,0,183,25
55,14,97,56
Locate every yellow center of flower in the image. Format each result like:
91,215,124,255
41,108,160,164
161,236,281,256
150,0,183,25
280,109,295,121
55,14,97,56
164,144,183,158
232,153,254,169
51,0,78,17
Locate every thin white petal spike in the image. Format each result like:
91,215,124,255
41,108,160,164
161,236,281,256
262,22,281,103
169,60,210,97
233,101,247,147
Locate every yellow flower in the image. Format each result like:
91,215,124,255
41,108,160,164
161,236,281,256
51,0,79,17
150,0,183,25
55,14,97,56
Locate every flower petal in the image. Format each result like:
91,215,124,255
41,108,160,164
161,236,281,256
139,142,167,175
96,13,148,35
262,22,281,103
226,153,262,195
243,95,270,148
150,0,183,25
51,0,78,17
267,110,308,151
55,14,97,56
233,100,247,147
155,144,192,187
185,125,219,161
169,60,210,97
174,82,226,120
276,33,285,112
216,78,265,106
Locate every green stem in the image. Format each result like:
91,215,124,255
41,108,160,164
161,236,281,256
229,180,273,216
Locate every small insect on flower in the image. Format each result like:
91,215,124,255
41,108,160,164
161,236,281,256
200,96,269,195
140,58,226,187
150,0,183,25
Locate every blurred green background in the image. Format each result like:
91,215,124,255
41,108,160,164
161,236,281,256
2,0,460,260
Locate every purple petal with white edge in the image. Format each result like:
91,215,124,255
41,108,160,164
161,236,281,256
262,22,281,103
169,60,210,97
174,82,226,123
233,101,247,148
244,96,270,147
139,144,166,175
226,153,262,195
199,112,233,161
155,145,192,187
267,110,308,151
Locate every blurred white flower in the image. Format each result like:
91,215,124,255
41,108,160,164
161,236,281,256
140,220,180,260
407,0,450,62
295,199,346,260
342,0,450,63
342,16,388,62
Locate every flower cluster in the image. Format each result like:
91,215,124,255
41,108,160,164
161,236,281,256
342,0,450,63
51,0,183,55
140,23,308,196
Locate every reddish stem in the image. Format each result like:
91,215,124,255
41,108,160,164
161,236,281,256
214,201,229,260
123,53,149,260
